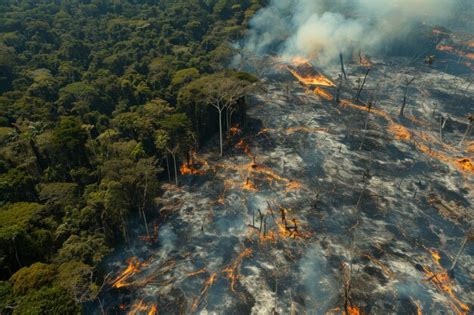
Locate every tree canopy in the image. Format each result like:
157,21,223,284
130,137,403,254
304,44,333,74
0,0,263,312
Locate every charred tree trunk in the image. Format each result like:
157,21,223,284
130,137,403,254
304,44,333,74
355,68,370,101
448,235,469,277
336,74,343,104
399,77,416,117
458,115,473,147
340,53,347,80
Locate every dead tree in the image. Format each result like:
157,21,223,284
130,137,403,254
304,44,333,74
355,68,370,101
458,113,473,147
343,153,372,313
399,77,416,117
439,115,448,141
335,74,344,104
340,52,347,80
448,229,473,278
258,209,264,233
359,86,379,150
355,153,373,211
280,208,287,229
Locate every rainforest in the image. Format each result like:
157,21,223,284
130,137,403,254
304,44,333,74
0,0,473,314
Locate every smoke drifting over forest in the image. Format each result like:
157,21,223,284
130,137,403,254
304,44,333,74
244,0,463,64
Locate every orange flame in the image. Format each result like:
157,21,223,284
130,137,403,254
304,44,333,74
422,249,470,315
342,305,360,315
230,126,241,136
388,123,411,140
221,248,253,292
314,87,334,100
191,272,218,311
340,99,473,175
287,66,336,87
242,178,258,191
127,301,158,315
437,44,474,60
180,150,209,175
180,162,201,175
111,257,144,288
456,158,474,173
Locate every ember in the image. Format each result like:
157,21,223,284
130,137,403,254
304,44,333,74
286,60,336,87
111,257,144,289
388,123,411,140
456,158,474,173
242,177,258,191
344,305,360,315
314,86,334,100
221,248,252,292
422,249,470,315
127,300,158,315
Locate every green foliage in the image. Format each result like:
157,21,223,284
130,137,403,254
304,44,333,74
0,168,38,203
56,234,110,266
56,261,99,303
0,0,264,309
38,182,80,207
9,263,56,295
13,285,80,315
0,202,43,230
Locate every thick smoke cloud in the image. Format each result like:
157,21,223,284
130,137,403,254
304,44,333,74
244,0,460,64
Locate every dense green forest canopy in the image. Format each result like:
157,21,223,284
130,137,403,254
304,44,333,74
0,0,264,312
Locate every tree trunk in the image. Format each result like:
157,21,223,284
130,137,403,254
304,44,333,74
165,155,171,183
336,74,343,104
449,236,468,273
218,109,224,157
400,88,409,117
340,53,347,80
119,209,128,245
459,122,472,147
355,68,370,101
141,176,150,239
172,153,178,186
12,236,22,268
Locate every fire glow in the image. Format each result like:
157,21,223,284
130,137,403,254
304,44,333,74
180,150,209,175
422,249,470,315
314,87,334,100
436,44,474,60
285,58,336,87
221,248,252,292
287,67,336,87
127,301,158,315
111,257,144,289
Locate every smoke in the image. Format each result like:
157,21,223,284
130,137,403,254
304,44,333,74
244,0,461,64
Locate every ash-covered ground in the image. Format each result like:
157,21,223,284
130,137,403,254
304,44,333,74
98,40,473,315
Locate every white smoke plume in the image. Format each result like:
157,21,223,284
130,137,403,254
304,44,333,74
244,0,461,64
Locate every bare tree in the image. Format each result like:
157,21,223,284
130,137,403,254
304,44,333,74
448,229,473,277
399,76,416,117
340,52,347,80
355,68,370,102
458,113,473,147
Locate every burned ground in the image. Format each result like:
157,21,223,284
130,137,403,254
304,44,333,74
98,32,473,315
